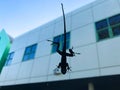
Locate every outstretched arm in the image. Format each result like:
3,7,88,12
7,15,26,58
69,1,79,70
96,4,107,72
66,49,75,57
47,40,63,55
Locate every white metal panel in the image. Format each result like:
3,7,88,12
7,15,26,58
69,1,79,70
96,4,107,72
54,18,64,36
101,66,120,76
17,60,34,79
30,76,47,83
0,67,9,82
25,28,40,46
47,74,69,81
118,0,120,5
92,0,105,6
70,44,99,71
71,2,92,16
65,14,72,31
48,53,61,75
15,78,30,85
35,41,51,58
71,9,93,30
71,24,96,48
0,82,4,86
93,0,120,22
54,14,72,36
38,23,55,42
5,64,21,81
10,34,28,51
97,37,120,67
3,81,16,86
70,69,100,79
11,49,24,64
30,56,50,77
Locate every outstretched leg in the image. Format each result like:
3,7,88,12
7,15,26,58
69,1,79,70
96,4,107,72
57,63,61,68
66,63,71,71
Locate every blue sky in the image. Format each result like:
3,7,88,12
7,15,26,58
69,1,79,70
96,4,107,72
0,0,95,38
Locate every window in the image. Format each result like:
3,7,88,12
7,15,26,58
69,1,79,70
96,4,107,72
109,14,120,25
22,44,37,61
97,29,109,40
52,32,70,53
95,13,120,41
95,19,109,41
5,52,14,66
112,26,120,36
109,14,120,36
96,19,108,30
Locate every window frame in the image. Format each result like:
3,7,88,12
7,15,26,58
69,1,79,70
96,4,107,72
22,43,37,61
52,32,70,53
95,13,120,41
5,52,14,66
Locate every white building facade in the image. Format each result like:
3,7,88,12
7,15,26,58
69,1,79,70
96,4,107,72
1,0,120,89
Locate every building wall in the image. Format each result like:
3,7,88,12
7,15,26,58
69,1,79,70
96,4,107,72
1,0,120,86
0,30,11,74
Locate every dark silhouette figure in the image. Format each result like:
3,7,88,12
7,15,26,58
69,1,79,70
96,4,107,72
52,41,75,74
47,4,80,74
47,40,78,74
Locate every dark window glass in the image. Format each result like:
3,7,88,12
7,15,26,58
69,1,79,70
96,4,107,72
31,45,37,52
23,44,37,61
112,26,120,36
95,14,120,41
96,19,108,30
109,14,120,25
52,32,70,53
23,55,29,61
60,41,70,50
29,53,34,59
5,52,14,66
25,47,31,54
54,35,60,42
61,32,70,50
52,36,60,53
98,29,109,40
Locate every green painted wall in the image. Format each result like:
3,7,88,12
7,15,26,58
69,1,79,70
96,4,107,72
0,29,11,73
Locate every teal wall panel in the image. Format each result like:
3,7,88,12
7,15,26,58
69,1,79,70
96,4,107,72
0,29,11,73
